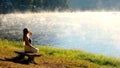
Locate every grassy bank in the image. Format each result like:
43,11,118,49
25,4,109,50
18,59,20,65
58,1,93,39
0,39,120,68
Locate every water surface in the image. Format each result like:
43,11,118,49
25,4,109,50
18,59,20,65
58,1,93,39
0,12,120,58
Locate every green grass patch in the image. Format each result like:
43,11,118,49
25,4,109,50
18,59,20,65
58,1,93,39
0,38,120,68
38,46,120,67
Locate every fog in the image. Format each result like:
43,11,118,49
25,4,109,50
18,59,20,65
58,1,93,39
0,11,120,58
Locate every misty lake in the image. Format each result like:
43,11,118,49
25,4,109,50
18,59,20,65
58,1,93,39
0,12,120,58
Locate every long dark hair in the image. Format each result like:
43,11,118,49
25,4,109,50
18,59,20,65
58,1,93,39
23,28,29,41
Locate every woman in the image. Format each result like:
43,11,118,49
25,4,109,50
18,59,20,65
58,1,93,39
23,28,38,53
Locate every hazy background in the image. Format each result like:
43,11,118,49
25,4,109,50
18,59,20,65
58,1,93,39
1,0,120,13
69,0,120,11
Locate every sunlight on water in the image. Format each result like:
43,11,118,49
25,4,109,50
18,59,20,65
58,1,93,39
0,11,120,58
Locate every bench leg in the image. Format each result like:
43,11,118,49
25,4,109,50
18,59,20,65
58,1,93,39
5,54,25,62
28,56,37,64
13,54,25,61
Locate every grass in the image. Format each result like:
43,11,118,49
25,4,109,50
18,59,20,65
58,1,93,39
0,38,120,68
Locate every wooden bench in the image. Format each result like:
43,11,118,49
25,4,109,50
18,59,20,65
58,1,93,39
14,50,40,64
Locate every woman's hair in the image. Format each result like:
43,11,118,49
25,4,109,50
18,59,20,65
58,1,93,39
23,28,29,41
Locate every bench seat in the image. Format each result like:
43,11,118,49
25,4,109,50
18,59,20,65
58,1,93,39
14,50,40,64
14,51,40,57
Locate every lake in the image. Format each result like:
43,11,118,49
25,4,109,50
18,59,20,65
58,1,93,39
0,12,120,58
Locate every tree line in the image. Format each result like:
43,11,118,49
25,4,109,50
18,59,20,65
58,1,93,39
0,0,70,13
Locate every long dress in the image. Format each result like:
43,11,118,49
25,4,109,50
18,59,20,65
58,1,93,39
24,36,38,53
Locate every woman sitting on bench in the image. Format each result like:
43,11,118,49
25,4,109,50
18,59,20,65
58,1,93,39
23,28,39,53
6,28,39,64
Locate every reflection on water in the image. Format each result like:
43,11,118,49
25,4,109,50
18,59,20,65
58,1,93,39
0,12,120,58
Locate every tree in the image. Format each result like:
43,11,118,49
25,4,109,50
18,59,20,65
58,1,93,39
43,0,69,11
0,0,70,13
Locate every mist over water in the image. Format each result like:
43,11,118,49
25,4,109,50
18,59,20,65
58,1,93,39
0,11,120,58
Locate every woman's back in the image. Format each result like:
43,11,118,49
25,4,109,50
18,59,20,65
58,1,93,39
23,28,38,53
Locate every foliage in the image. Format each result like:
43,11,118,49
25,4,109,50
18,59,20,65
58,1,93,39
0,0,70,13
